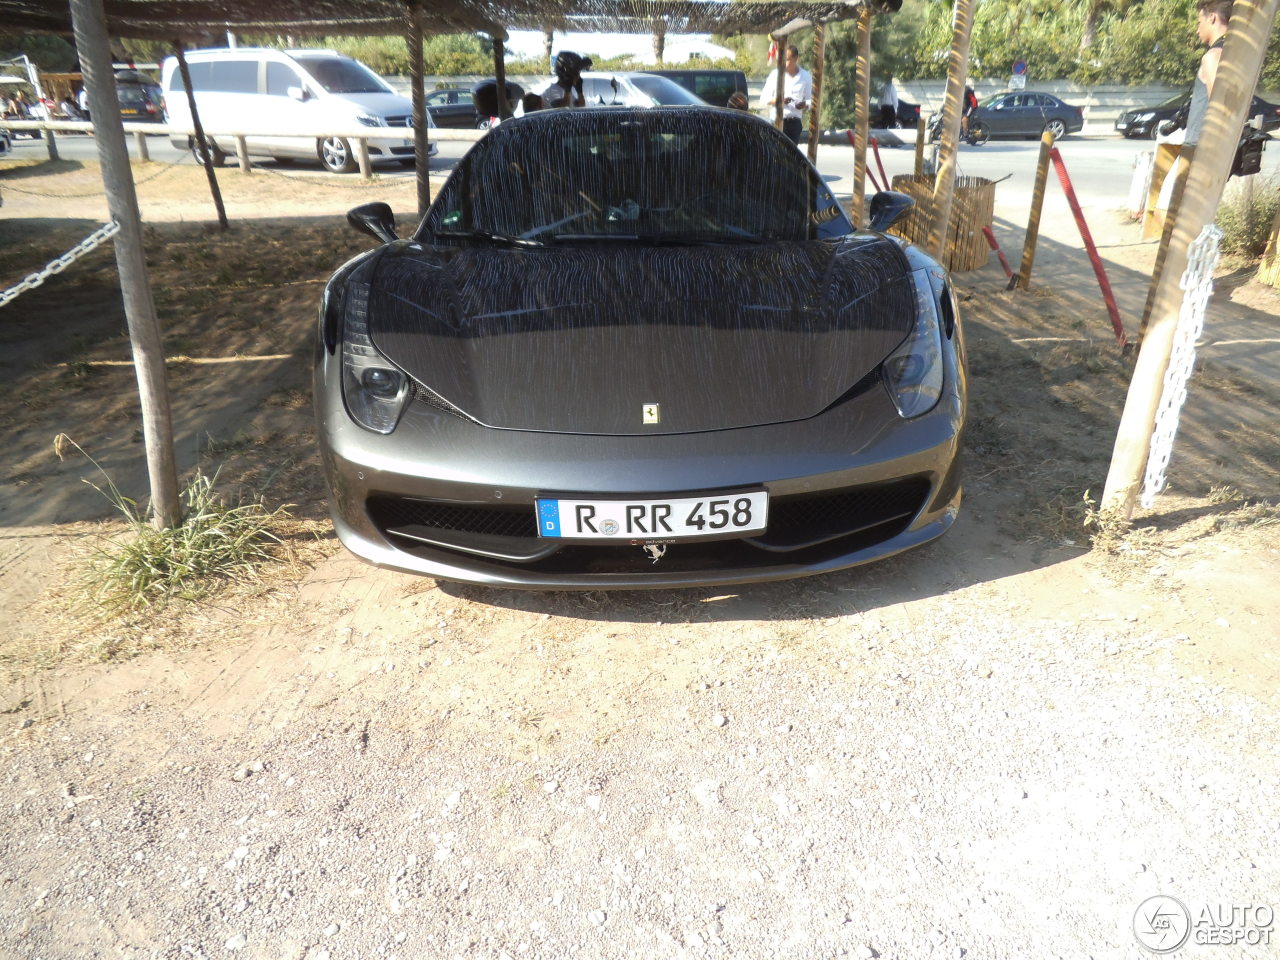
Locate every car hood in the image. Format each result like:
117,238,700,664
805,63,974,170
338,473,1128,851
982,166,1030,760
321,90,414,117
366,237,916,435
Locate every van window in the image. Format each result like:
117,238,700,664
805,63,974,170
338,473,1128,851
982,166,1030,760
266,61,299,96
693,75,734,101
170,60,212,93
293,57,387,94
210,61,258,94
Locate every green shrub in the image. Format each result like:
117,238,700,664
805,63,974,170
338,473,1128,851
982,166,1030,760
1217,175,1280,259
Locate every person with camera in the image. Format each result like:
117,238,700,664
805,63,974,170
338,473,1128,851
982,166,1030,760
760,45,812,145
1183,0,1231,148
523,51,592,113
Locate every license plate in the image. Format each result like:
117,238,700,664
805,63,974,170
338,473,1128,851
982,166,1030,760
121,109,139,115
537,491,768,541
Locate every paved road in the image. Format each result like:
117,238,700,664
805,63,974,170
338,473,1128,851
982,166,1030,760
12,127,1278,212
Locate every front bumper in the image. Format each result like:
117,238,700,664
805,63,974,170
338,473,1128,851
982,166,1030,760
315,350,966,589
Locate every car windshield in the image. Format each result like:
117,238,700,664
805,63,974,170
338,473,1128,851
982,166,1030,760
979,94,1005,108
628,75,707,106
293,56,389,94
1155,92,1191,109
424,110,847,245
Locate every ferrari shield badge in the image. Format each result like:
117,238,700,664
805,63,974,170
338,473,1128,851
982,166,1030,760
643,403,660,425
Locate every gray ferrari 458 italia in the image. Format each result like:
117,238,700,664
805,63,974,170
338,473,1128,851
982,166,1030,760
315,106,966,589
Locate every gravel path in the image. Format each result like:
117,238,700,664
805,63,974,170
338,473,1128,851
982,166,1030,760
3,538,1277,960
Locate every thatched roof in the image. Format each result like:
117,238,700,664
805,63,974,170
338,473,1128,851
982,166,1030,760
0,1,896,41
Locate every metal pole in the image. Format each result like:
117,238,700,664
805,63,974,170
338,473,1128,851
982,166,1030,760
851,8,871,226
174,41,228,230
806,22,826,163
406,0,430,217
70,0,181,530
1102,0,1279,517
927,0,975,263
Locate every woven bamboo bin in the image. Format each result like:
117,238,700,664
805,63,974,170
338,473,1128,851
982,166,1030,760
889,174,996,273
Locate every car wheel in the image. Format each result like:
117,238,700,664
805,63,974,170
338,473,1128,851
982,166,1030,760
1045,119,1068,140
1147,125,1159,141
191,137,224,167
476,117,491,130
967,121,990,146
319,136,358,174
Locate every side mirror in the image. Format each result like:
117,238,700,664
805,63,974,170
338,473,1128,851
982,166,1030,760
287,85,308,102
610,77,619,104
347,202,398,244
867,190,915,232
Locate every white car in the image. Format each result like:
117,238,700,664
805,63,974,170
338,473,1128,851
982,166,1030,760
160,47,436,173
578,72,708,109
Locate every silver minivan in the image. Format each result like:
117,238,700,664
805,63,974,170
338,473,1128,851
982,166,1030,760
161,48,436,173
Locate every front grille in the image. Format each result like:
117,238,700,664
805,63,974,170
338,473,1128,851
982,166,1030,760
369,497,537,539
384,115,412,127
389,146,415,156
367,477,933,573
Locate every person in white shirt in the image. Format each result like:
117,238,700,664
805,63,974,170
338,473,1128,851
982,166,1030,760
880,76,899,128
759,44,813,145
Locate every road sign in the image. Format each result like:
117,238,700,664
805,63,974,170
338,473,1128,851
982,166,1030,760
1010,74,1026,90
1012,59,1027,75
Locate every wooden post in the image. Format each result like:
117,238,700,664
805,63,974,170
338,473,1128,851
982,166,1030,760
174,40,228,230
45,125,58,161
1102,0,1279,518
493,37,510,120
356,137,371,179
406,0,430,217
134,129,149,161
927,0,975,262
234,134,251,173
772,36,786,131
1015,130,1055,289
71,0,181,529
806,22,826,163
851,7,871,226
1258,199,1280,286
913,115,925,177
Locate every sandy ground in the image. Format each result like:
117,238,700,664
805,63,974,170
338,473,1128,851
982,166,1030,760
1,152,1278,959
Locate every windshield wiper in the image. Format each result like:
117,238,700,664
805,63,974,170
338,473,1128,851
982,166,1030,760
435,230,546,248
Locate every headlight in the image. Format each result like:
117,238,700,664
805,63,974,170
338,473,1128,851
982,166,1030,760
340,281,410,433
883,268,944,418
355,114,385,127
1135,111,1155,121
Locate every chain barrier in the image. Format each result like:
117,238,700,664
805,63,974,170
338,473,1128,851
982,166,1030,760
251,160,418,190
0,220,120,310
1141,223,1223,509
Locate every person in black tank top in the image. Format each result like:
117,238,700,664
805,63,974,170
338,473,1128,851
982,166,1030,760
1185,1,1232,146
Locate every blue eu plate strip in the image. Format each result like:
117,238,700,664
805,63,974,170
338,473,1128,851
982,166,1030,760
537,500,561,537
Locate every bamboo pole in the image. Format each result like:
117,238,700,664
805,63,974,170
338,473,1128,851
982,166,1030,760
1015,130,1055,290
914,116,925,177
1102,0,1279,518
806,22,826,163
493,37,510,120
1258,199,1280,286
406,0,430,217
174,41,228,230
71,0,181,529
850,7,871,226
926,0,975,262
772,37,786,131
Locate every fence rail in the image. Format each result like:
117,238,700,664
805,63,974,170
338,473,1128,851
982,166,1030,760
0,119,483,179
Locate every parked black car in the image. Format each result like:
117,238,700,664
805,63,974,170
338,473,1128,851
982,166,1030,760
647,69,748,108
1115,90,1280,139
114,68,164,124
426,87,483,128
317,106,966,588
970,91,1084,140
